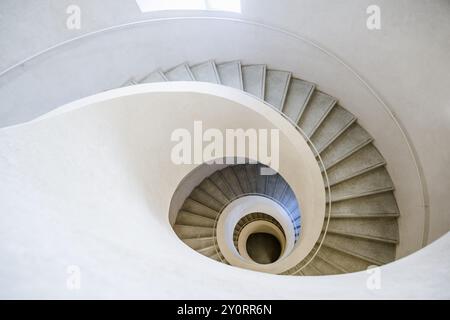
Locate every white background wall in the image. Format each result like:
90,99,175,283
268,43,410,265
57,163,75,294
0,0,449,248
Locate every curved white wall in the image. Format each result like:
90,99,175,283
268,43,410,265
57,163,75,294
0,82,448,298
0,82,328,296
0,0,449,291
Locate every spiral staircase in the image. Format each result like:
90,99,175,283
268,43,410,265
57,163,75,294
119,60,399,276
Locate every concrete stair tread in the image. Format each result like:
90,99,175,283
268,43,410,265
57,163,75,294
182,237,215,250
328,167,394,202
325,229,399,244
164,63,195,81
315,252,348,273
221,166,244,195
282,78,315,123
216,60,243,90
323,232,395,265
298,90,337,138
264,69,292,110
120,77,138,87
139,69,167,83
199,178,230,205
319,123,373,170
190,188,223,212
241,64,266,99
309,256,343,275
232,165,252,194
182,198,220,220
190,60,221,84
174,224,215,239
176,210,216,228
325,143,386,186
311,105,356,154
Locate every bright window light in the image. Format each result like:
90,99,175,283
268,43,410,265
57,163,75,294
136,0,241,13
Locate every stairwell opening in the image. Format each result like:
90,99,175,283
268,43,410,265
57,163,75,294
246,232,282,264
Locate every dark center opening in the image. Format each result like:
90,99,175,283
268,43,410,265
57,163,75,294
246,232,282,264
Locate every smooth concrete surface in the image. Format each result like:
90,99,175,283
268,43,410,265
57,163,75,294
0,82,328,297
0,81,448,297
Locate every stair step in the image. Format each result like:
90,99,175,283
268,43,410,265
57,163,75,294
280,186,298,213
139,70,167,83
216,61,243,90
325,229,398,244
182,198,220,220
190,60,221,84
323,232,395,265
242,64,266,99
164,63,195,81
120,78,137,87
197,245,218,257
264,70,292,109
311,105,356,154
301,263,322,276
255,165,267,194
199,178,230,204
265,174,278,198
282,78,315,123
328,167,394,203
182,237,215,250
298,91,337,138
310,256,343,275
319,123,373,170
176,210,216,228
325,144,386,186
327,213,400,219
221,166,244,195
315,251,348,273
232,165,252,194
174,224,214,239
272,176,288,202
190,188,223,212
327,192,398,217
317,245,373,273
209,171,236,200
244,164,258,193
209,252,226,262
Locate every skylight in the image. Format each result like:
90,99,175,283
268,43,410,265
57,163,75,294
136,0,241,13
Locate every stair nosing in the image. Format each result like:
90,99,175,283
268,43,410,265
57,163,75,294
325,229,399,244
314,252,348,273
326,161,386,187
315,117,357,155
164,62,195,81
183,198,220,216
321,242,385,266
327,186,394,203
320,138,374,172
325,213,400,219
177,209,217,221
305,97,338,138
265,69,292,110
294,81,316,124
